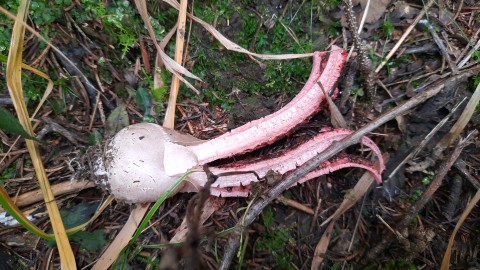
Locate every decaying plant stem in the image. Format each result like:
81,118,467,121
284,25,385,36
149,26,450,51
219,65,480,269
343,0,376,104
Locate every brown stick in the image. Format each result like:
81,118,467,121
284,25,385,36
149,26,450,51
218,65,480,269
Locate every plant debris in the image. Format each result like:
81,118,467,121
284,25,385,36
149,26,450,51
0,0,480,269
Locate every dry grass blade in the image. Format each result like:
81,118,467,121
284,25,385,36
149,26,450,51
67,195,114,234
164,0,319,60
134,0,200,94
320,170,378,227
441,189,480,269
17,61,54,118
319,82,347,129
311,222,335,270
0,62,54,177
164,0,189,128
5,0,76,268
154,24,178,90
457,36,480,68
92,203,150,270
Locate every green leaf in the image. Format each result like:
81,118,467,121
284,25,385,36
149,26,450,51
262,205,274,227
60,201,100,229
70,230,107,251
111,254,133,270
0,107,38,141
135,87,152,118
105,104,129,137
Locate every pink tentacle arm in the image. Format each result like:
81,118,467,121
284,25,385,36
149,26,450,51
186,129,384,196
208,155,381,197
187,46,347,164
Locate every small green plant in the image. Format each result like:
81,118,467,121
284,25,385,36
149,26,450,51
71,0,143,58
142,68,170,104
409,189,423,202
473,50,480,62
421,172,434,185
352,86,365,97
381,20,394,37
327,20,342,37
474,74,480,87
0,163,17,185
256,206,295,269
323,0,342,10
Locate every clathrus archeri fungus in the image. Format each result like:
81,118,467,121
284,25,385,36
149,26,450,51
94,46,385,203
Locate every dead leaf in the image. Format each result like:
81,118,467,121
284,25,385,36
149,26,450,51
319,82,348,129
353,0,392,24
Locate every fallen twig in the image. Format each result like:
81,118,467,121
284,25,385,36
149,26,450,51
454,159,480,190
418,19,458,74
405,130,477,226
443,174,463,221
389,97,466,177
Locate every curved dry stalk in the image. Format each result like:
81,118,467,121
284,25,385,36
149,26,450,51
163,0,189,127
5,0,76,268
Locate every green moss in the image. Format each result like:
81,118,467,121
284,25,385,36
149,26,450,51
256,206,295,269
70,0,144,58
0,0,71,53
